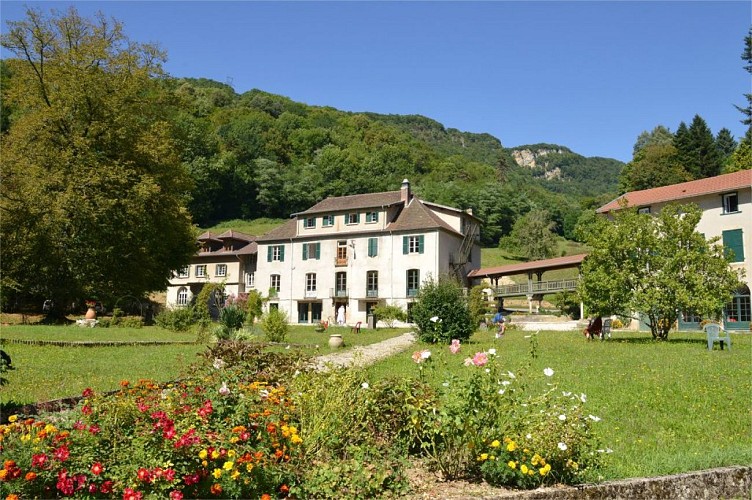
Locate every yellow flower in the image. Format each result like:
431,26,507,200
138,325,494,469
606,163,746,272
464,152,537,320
291,434,303,445
227,450,236,458
211,450,220,460
507,461,516,469
212,468,222,479
230,436,239,444
528,468,535,476
540,464,551,476
231,470,240,480
202,460,208,467
479,453,488,461
20,433,31,442
490,440,500,448
521,464,529,474
198,450,208,460
506,441,517,452
44,424,57,434
531,453,541,466
8,415,17,423
223,461,234,471
246,463,254,473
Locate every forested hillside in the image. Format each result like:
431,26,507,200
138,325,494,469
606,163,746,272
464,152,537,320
160,79,625,246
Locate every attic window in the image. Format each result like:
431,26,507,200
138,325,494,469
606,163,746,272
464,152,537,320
637,207,651,215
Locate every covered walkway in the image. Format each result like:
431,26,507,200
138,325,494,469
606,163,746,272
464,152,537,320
468,254,587,314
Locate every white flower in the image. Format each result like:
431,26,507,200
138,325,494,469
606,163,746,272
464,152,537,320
430,316,440,322
498,389,505,395
293,370,301,377
501,380,511,386
507,371,516,379
219,382,230,396
543,367,554,377
361,382,369,389
558,442,568,451
526,433,532,440
259,389,269,398
563,391,572,397
558,414,567,421
488,348,496,355
588,414,602,422
421,350,431,359
213,358,225,370
442,382,450,387
485,368,491,373
285,345,291,350
579,393,587,403
161,389,170,400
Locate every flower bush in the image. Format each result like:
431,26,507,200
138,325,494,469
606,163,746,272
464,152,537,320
0,344,306,499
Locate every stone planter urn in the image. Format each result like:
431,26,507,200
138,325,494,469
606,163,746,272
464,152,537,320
328,334,344,349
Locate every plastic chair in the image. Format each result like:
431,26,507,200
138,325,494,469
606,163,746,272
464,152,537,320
351,321,361,334
703,323,731,351
601,318,612,340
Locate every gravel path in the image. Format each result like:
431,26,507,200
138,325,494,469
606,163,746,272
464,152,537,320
312,332,417,371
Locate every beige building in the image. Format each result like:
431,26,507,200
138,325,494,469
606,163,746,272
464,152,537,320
166,230,258,308
597,169,751,330
255,180,481,326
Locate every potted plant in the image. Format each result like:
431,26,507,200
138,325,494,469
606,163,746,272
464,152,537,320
314,320,328,333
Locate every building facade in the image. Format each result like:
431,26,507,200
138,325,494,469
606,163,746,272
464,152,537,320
255,180,481,326
166,230,258,308
597,170,752,331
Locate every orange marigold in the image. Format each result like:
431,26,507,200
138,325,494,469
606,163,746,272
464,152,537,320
7,494,20,500
210,483,223,496
25,471,37,481
261,495,271,500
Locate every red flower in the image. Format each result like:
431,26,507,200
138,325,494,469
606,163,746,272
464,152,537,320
137,467,152,483
182,473,199,486
91,463,104,476
54,445,70,462
73,421,86,431
100,480,114,494
82,388,94,398
280,484,290,494
137,402,150,413
89,424,101,435
81,405,92,415
122,487,143,500
169,491,184,500
31,453,48,468
25,471,38,481
164,468,176,482
89,483,99,494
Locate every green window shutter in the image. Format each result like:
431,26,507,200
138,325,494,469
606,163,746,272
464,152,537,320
722,229,744,262
418,235,425,254
403,236,408,254
355,213,360,223
302,244,308,260
315,243,321,259
280,246,285,262
267,246,272,262
368,238,378,257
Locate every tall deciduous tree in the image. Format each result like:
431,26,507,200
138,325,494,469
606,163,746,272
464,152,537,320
618,143,691,192
632,125,674,156
0,7,196,313
578,204,742,340
509,209,558,260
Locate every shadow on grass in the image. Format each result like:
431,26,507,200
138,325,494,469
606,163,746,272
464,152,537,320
603,335,710,346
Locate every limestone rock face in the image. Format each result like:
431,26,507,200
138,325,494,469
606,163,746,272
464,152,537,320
511,148,564,169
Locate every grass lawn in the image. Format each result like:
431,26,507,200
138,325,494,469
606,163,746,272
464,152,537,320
365,328,752,482
0,324,410,405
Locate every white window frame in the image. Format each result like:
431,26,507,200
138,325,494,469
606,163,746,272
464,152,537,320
215,264,227,277
270,274,281,293
195,265,207,278
346,213,359,225
722,192,739,214
272,246,282,261
177,266,189,278
322,215,334,227
177,287,189,306
306,273,317,292
246,272,255,288
637,207,651,215
304,217,316,229
365,211,378,223
408,236,421,253
407,269,420,297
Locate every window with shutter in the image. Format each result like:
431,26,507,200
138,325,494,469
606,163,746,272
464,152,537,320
722,229,745,262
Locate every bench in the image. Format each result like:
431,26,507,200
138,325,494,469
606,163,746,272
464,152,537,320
703,323,731,351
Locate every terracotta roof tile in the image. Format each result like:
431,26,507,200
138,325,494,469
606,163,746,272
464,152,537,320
217,230,256,242
256,218,298,242
597,170,752,213
297,191,404,215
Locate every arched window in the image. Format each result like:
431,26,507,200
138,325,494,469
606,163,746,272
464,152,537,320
177,287,189,307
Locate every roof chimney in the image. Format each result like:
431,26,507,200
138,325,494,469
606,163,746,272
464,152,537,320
400,178,411,204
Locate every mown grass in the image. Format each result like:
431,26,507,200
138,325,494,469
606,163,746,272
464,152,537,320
0,324,410,405
365,328,752,481
201,217,287,237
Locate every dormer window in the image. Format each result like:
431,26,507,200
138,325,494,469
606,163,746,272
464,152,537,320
345,213,360,225
322,215,334,227
722,192,739,214
365,211,378,223
304,217,316,229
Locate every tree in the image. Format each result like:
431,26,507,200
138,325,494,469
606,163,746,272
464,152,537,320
715,128,738,161
632,125,674,156
0,7,196,315
619,143,691,192
734,27,752,129
674,115,722,179
507,209,558,260
578,204,742,340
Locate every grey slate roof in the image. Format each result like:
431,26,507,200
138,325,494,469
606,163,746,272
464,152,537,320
296,191,404,215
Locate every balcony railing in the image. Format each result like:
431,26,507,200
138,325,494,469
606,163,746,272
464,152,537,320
330,288,349,298
407,288,419,298
335,257,348,267
366,289,379,298
304,289,318,298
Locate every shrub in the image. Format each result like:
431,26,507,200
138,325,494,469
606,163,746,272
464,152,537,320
468,285,488,328
411,275,473,344
154,307,197,332
219,304,245,337
194,282,225,321
553,292,581,320
371,304,406,328
244,290,264,325
260,308,289,343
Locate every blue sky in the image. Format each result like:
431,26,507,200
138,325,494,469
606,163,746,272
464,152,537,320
1,1,750,162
